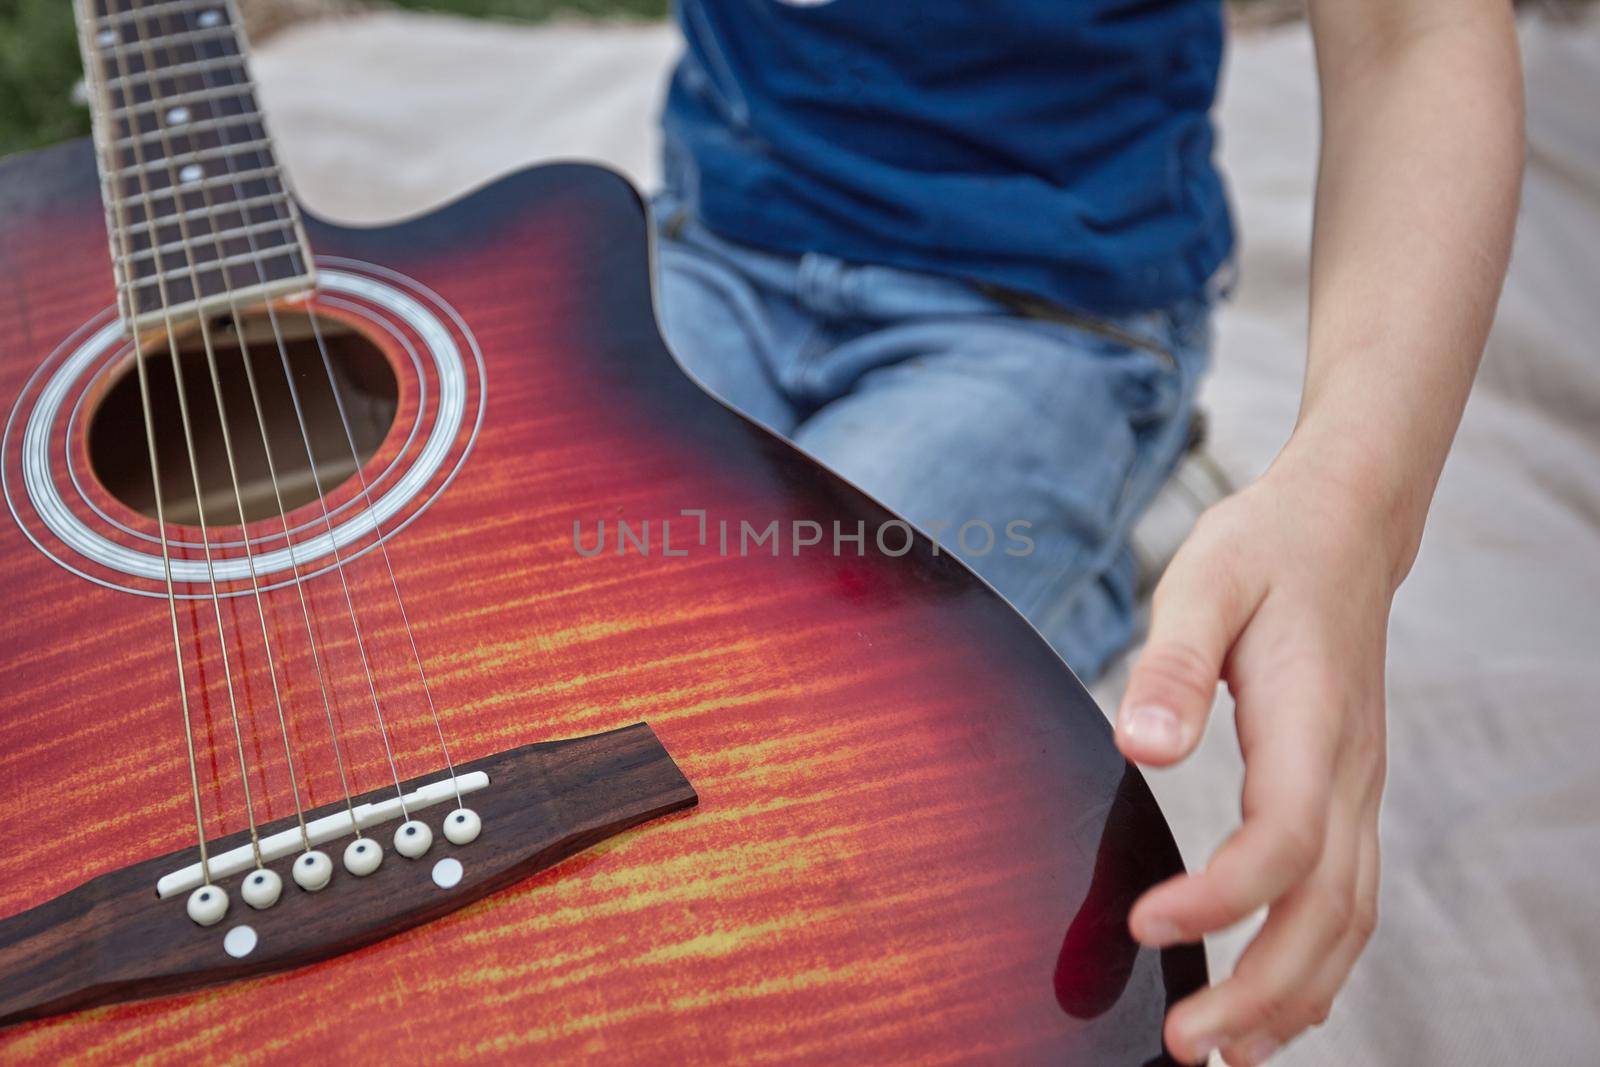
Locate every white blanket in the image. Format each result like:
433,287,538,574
255,13,1600,1063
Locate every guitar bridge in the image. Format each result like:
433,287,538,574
0,723,696,1027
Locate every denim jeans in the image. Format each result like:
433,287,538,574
651,195,1213,680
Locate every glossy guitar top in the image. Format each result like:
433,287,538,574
0,139,1203,1063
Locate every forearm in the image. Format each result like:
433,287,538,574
1284,0,1523,587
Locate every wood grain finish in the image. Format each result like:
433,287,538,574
0,139,1205,1064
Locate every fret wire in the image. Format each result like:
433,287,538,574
128,242,303,291
104,53,246,92
98,0,218,29
97,21,234,53
103,17,273,233
113,136,274,180
165,0,317,287
114,109,262,151
128,276,311,330
86,13,153,324
116,162,284,205
111,80,254,120
124,216,300,266
119,190,291,237
87,0,315,322
107,85,258,130
115,35,240,63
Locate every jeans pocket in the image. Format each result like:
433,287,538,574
1028,313,1187,432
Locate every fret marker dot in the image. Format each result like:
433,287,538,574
431,858,463,890
179,164,204,184
166,106,191,125
198,10,222,27
97,29,116,47
223,925,258,959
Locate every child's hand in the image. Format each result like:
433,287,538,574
1115,461,1393,1065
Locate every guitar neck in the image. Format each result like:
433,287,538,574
75,0,315,333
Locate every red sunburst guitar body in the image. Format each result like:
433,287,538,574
0,136,1203,1063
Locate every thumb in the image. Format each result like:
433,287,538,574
1117,540,1256,766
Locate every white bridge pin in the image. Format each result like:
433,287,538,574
187,885,228,926
292,850,333,891
151,770,491,900
241,868,282,909
343,837,383,877
395,819,433,859
443,808,481,846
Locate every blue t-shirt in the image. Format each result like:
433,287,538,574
662,0,1233,315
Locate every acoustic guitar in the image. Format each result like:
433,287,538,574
0,1,1204,1061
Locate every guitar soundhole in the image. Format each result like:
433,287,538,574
86,310,398,527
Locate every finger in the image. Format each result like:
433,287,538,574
1117,534,1261,766
1294,815,1381,1023
1163,791,1364,1065
1212,798,1364,1065
1130,686,1339,944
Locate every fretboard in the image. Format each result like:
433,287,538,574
76,0,316,332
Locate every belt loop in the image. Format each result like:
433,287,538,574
797,252,850,318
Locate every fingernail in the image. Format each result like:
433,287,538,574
1238,1034,1281,1064
1136,915,1183,946
1119,704,1185,752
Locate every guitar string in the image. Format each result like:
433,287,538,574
96,0,265,867
126,0,319,853
101,0,457,843
162,0,368,832
266,318,416,819
167,0,416,816
306,310,465,808
75,0,212,883
184,3,467,808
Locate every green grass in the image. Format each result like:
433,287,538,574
0,0,95,157
0,0,669,158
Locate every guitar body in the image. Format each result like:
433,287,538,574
0,140,1202,1063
